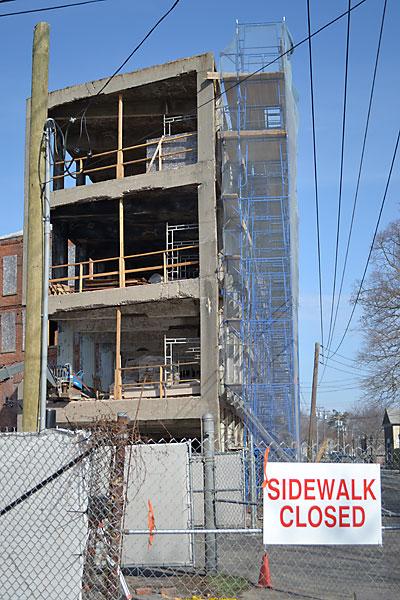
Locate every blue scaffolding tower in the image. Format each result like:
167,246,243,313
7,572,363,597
220,22,300,448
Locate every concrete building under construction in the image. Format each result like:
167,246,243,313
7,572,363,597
23,22,300,447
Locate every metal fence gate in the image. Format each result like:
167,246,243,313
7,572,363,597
0,424,399,599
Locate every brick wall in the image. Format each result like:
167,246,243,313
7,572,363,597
0,233,24,428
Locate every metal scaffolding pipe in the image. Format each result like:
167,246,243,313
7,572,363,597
202,413,217,572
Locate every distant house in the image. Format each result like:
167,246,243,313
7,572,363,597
0,231,24,429
382,407,400,467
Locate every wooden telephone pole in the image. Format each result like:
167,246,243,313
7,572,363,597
307,342,320,461
23,22,49,432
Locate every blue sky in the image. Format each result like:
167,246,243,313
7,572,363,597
0,0,399,412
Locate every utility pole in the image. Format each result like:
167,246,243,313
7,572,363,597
307,342,320,461
23,22,49,432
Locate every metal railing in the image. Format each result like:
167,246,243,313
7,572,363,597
116,361,200,399
52,132,197,188
49,244,199,294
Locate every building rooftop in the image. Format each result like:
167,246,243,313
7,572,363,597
383,407,400,426
0,230,23,241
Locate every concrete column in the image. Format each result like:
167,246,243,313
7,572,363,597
51,222,68,280
57,321,74,365
197,55,220,438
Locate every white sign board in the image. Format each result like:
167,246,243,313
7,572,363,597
263,463,382,545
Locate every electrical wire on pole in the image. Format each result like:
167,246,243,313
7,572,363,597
0,0,106,18
324,0,388,360
327,127,400,359
306,0,324,349
325,0,352,353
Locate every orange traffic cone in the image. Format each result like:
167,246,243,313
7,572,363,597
257,552,272,588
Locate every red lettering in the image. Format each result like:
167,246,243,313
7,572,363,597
280,506,293,527
364,479,376,500
351,479,362,501
304,479,316,500
324,505,337,528
353,506,365,527
338,505,351,527
308,505,323,527
295,506,307,527
317,478,335,500
266,478,280,500
337,479,350,500
289,479,302,500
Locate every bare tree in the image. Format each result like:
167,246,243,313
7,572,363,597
357,219,400,406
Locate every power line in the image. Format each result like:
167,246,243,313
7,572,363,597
192,0,370,117
320,354,373,374
327,127,400,358
0,0,106,18
328,0,387,353
57,0,368,177
318,363,370,378
306,0,324,348
78,0,182,118
325,0,352,352
322,348,363,364
314,386,362,394
301,376,363,386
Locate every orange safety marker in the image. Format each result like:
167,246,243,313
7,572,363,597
259,447,272,588
257,552,272,588
262,446,270,489
147,499,156,548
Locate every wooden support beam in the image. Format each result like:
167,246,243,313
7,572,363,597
79,263,83,293
163,251,167,283
116,94,124,179
88,258,93,280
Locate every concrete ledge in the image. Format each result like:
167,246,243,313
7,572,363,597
51,395,206,424
50,162,215,208
48,53,214,108
48,278,200,315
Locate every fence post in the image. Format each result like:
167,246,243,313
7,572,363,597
248,433,257,529
203,413,217,572
108,413,129,598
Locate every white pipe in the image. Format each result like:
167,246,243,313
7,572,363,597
39,120,52,432
123,525,397,534
123,528,262,535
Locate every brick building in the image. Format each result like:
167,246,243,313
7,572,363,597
0,231,24,428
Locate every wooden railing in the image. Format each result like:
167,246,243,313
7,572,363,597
52,132,197,187
116,361,200,399
49,245,199,294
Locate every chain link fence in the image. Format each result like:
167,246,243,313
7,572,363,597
0,418,399,599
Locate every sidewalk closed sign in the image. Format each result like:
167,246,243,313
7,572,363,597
263,463,382,545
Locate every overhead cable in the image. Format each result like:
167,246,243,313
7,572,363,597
325,0,352,352
0,0,106,18
306,0,324,348
327,127,400,358
77,0,182,118
327,0,388,353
